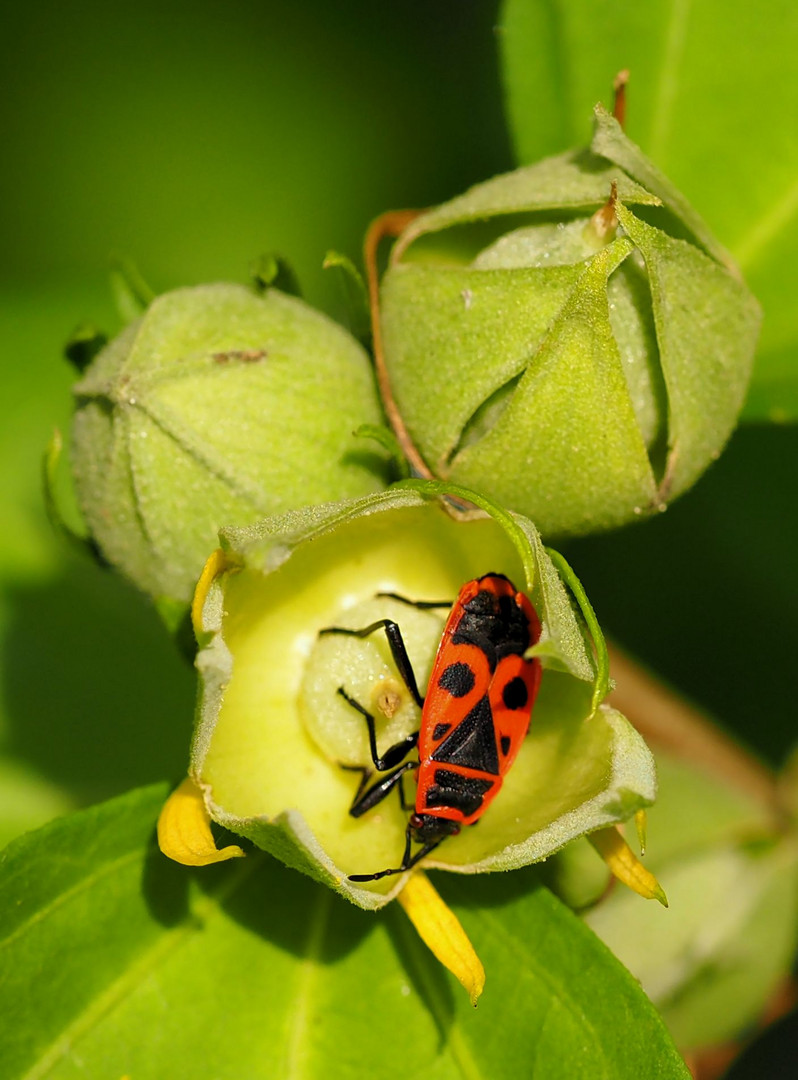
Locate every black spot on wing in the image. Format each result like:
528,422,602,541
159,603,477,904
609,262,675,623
500,735,511,755
424,769,494,816
438,661,475,698
502,675,528,710
432,722,451,741
431,694,499,775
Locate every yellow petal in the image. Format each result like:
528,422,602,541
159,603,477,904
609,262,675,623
398,872,485,1006
589,826,667,906
634,808,648,855
191,548,228,637
158,777,245,866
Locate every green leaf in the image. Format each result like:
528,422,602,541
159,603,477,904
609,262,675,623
584,753,798,1050
0,786,690,1079
499,0,798,420
586,839,798,1050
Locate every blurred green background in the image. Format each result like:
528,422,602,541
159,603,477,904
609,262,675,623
1,0,796,855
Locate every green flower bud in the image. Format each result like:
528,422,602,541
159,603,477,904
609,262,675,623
379,106,761,537
185,483,658,910
71,283,387,602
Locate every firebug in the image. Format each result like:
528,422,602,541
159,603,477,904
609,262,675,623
320,573,542,881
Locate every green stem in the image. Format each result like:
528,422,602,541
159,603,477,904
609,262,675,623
544,546,610,715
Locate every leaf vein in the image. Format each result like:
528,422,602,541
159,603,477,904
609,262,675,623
20,855,258,1080
733,176,798,270
283,889,333,1080
649,0,692,163
477,907,612,1080
0,848,142,953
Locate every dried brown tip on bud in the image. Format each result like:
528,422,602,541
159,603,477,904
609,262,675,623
613,69,630,128
590,182,619,240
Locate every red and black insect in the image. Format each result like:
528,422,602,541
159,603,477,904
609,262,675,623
320,573,542,881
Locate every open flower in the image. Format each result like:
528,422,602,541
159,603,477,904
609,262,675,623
160,482,665,999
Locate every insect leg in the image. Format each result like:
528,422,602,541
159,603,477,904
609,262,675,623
376,592,452,610
397,771,414,812
348,821,443,882
338,763,372,805
321,619,425,707
337,687,419,771
349,760,417,818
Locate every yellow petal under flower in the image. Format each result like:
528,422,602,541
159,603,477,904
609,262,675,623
634,808,648,855
158,777,245,866
191,547,228,637
398,872,485,1006
589,826,667,907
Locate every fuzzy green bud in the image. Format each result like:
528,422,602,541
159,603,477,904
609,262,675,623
379,106,761,538
71,283,387,602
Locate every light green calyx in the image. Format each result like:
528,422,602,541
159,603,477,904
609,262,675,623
380,106,761,538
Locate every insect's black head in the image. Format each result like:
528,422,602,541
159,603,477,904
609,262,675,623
409,813,461,844
453,586,530,666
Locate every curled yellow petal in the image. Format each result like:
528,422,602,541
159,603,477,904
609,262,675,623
398,872,485,1006
191,548,228,637
589,826,667,907
158,777,245,866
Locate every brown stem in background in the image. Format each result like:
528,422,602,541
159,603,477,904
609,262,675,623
613,69,630,128
364,210,433,479
608,643,779,814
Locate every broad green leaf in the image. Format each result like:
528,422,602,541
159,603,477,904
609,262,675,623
0,786,690,1079
500,0,798,419
584,753,798,1050
586,839,798,1050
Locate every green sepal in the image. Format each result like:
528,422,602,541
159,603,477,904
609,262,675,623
109,255,155,324
353,424,411,480
590,105,735,271
323,249,371,343
63,322,108,373
42,429,102,563
250,253,302,297
615,201,761,499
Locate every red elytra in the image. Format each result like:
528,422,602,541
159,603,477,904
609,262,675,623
321,573,543,882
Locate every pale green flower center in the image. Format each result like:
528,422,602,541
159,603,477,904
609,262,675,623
298,596,445,767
